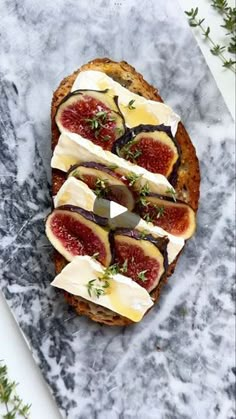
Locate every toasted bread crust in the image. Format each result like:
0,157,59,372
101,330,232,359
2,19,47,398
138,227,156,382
51,58,200,326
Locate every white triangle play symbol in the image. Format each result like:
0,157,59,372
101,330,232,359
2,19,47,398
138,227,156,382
109,201,127,219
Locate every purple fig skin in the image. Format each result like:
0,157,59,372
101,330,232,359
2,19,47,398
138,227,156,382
55,205,109,227
112,124,181,185
132,124,174,140
108,230,116,262
112,124,175,150
147,193,194,209
67,162,120,179
111,228,169,271
57,88,109,107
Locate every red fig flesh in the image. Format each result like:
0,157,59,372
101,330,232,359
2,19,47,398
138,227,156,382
45,206,112,266
113,124,180,177
138,195,196,239
113,230,167,292
55,90,125,150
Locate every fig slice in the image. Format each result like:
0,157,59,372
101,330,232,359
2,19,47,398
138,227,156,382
45,205,112,267
112,124,180,179
112,228,168,292
137,194,196,239
67,162,135,211
55,89,125,151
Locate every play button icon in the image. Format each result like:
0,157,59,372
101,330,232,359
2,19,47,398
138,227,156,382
93,185,141,229
109,201,128,219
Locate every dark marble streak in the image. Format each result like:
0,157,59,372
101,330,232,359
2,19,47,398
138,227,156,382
0,0,235,418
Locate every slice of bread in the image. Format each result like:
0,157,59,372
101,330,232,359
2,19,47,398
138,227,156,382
50,58,200,326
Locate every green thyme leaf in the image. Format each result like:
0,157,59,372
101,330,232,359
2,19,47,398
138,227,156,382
127,99,136,110
137,270,148,282
221,13,236,33
211,0,229,13
115,127,124,136
140,183,150,196
87,279,96,297
136,183,150,207
165,187,177,202
101,135,110,142
138,196,149,207
210,44,226,55
94,287,106,298
193,7,199,18
124,147,142,161
71,169,81,179
85,117,100,130
143,213,153,223
154,205,165,218
222,59,236,67
139,230,149,239
91,252,100,260
106,264,120,276
125,172,141,186
228,35,236,53
94,177,110,198
120,259,128,273
108,116,116,122
204,26,210,37
185,9,194,17
107,164,119,170
95,111,108,120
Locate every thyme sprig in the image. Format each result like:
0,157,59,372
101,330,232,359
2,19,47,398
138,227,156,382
137,270,148,282
85,110,116,136
136,183,150,206
119,259,128,273
0,362,31,419
143,204,165,223
94,178,110,198
70,169,81,179
143,213,152,223
211,0,230,13
101,135,111,142
139,230,149,239
155,205,165,218
91,252,100,260
211,0,236,54
185,7,236,72
86,263,123,298
125,172,141,187
117,139,142,163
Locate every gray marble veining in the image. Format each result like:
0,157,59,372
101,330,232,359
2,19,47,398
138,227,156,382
0,0,235,418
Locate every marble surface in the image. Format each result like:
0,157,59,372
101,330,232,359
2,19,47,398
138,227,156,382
0,0,235,418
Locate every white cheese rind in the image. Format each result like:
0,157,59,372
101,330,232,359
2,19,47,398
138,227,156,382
51,255,154,322
51,132,173,196
54,177,184,263
71,70,180,136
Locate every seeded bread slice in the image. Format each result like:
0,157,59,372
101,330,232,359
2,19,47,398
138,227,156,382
50,58,200,326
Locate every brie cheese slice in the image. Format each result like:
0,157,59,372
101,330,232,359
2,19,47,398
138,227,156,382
51,255,154,322
51,132,174,196
71,70,180,136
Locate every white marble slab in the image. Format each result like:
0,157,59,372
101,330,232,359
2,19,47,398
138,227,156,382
0,0,235,418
